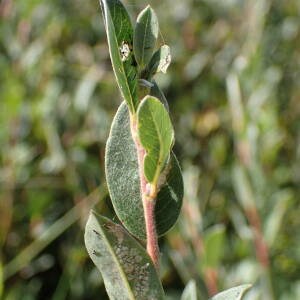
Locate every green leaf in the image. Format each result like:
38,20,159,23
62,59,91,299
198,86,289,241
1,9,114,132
150,80,169,112
105,102,183,239
85,212,165,300
100,0,138,113
137,79,169,110
137,96,174,184
147,45,171,76
133,5,159,69
203,225,225,269
209,285,252,300
181,280,200,300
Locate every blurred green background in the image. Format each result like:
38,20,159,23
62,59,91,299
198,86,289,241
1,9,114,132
1,0,300,299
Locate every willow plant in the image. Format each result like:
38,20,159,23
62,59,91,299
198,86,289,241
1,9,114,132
84,0,251,299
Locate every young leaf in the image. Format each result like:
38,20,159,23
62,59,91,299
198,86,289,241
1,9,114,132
133,5,159,69
147,45,171,76
137,79,169,110
181,280,200,300
137,96,174,184
105,102,183,239
150,80,169,112
209,285,252,300
100,0,138,113
85,212,165,300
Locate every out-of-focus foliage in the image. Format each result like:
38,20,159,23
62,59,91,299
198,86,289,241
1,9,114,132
1,0,300,299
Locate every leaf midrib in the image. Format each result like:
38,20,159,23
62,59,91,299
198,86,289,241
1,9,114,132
148,104,167,184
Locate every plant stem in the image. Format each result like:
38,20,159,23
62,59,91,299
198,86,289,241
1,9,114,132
144,195,160,269
246,206,269,269
204,268,218,297
130,115,160,269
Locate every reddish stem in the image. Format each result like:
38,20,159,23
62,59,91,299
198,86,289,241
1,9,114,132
246,206,270,268
130,115,160,269
204,268,218,297
144,196,160,268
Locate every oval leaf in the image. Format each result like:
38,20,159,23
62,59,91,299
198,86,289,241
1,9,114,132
85,212,165,300
100,0,138,112
137,96,174,184
133,5,159,68
209,285,252,300
147,45,171,76
105,102,183,239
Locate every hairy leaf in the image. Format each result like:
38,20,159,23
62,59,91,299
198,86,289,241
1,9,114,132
147,45,171,76
100,0,138,112
137,96,174,184
85,212,165,300
105,102,183,239
209,285,251,300
133,5,159,69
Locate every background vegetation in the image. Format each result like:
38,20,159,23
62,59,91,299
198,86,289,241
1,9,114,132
1,0,300,299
